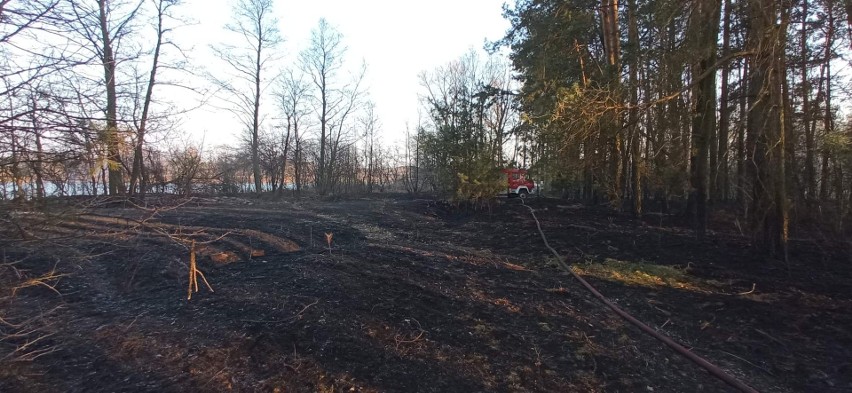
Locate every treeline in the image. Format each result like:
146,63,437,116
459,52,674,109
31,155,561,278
3,0,851,254
489,0,851,254
0,0,434,201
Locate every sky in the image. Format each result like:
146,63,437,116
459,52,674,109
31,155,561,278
175,0,512,147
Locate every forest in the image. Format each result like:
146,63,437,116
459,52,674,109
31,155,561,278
2,0,852,248
2,0,852,392
2,0,851,253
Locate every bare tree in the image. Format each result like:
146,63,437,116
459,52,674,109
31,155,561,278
128,0,182,200
257,126,284,190
1,1,89,200
1,1,60,44
210,0,281,193
300,19,364,195
67,0,145,196
277,68,309,195
402,122,424,194
360,101,379,193
0,0,63,94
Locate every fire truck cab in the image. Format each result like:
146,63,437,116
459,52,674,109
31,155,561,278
502,168,535,198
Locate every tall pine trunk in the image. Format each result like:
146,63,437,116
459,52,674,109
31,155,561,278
746,0,790,256
688,0,721,239
627,0,642,217
717,0,732,202
819,0,835,201
599,0,623,207
800,0,817,202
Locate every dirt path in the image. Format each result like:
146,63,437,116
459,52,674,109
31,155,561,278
2,196,849,392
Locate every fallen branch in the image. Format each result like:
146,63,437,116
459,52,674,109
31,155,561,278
754,328,787,348
239,299,320,324
292,299,319,320
394,318,426,350
647,299,673,316
692,346,775,376
738,283,757,296
11,263,66,297
0,305,63,363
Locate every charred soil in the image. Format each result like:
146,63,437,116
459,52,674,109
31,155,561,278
1,195,850,392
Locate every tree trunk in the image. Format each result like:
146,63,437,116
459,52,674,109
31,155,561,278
819,0,835,201
737,61,748,209
600,0,623,207
319,75,328,195
845,0,852,46
627,0,641,217
781,37,797,211
10,128,24,201
689,0,721,239
252,35,263,193
30,95,45,199
280,120,291,194
746,0,790,256
367,142,373,193
130,0,167,200
294,129,301,196
717,0,732,202
99,0,124,196
800,0,817,202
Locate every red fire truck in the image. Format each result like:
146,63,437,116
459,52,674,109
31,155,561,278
502,168,535,198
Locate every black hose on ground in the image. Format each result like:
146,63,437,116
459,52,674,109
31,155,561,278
519,200,759,393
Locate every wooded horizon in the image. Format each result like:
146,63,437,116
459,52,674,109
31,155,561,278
2,0,851,256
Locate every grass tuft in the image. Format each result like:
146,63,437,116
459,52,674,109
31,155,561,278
572,258,707,291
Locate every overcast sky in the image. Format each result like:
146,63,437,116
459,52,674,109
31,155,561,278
175,0,511,147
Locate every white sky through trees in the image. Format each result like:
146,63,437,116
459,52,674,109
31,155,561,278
177,0,510,147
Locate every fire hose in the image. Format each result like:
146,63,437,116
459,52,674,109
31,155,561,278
519,200,759,393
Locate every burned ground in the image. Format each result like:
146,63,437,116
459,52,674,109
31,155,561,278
1,195,850,392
